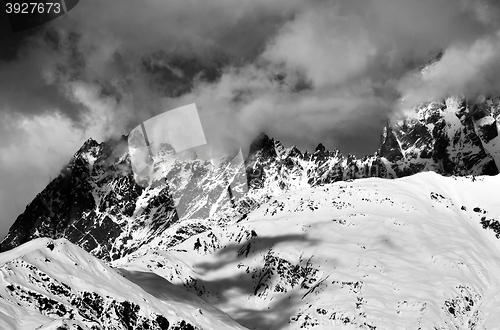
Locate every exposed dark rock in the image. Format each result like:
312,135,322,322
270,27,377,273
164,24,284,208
379,122,404,162
247,132,277,161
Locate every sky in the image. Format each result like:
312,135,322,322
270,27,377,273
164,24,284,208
1,0,500,238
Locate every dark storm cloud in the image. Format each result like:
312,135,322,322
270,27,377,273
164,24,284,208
0,28,86,121
0,0,302,136
2,0,499,151
172,0,500,154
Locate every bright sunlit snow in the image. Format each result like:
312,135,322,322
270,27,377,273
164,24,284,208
115,172,500,329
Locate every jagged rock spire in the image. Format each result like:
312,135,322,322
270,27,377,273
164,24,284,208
247,132,277,161
378,120,404,162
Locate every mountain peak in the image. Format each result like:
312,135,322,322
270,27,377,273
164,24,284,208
75,137,100,155
315,143,326,152
247,132,277,161
378,121,404,162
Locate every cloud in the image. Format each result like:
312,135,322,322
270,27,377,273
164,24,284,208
0,112,84,237
0,30,85,120
398,32,500,109
0,0,303,133
171,0,500,154
2,0,499,149
261,5,377,88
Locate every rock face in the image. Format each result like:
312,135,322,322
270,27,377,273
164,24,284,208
0,135,248,261
380,97,500,177
0,136,147,260
1,97,499,262
244,97,499,196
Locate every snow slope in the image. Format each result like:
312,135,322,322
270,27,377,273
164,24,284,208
0,238,248,330
114,172,500,329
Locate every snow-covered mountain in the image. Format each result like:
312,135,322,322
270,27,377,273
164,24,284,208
114,172,500,329
2,173,499,329
4,97,498,260
0,135,252,262
380,97,500,177
0,237,247,329
0,96,499,329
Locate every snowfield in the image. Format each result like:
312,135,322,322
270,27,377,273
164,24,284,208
115,171,500,329
0,238,248,330
1,171,499,329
